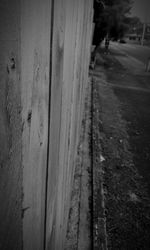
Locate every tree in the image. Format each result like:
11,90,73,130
93,0,134,43
125,16,143,35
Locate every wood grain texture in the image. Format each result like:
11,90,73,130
21,0,93,249
21,0,51,249
46,0,93,249
0,1,22,249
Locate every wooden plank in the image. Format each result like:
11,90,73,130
45,0,66,249
54,1,79,248
21,0,52,249
0,0,22,249
46,0,93,249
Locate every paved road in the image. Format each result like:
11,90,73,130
107,44,150,194
110,42,150,64
92,46,150,248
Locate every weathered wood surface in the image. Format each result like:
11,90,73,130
46,0,93,249
21,0,93,249
0,0,93,249
21,0,51,249
0,1,22,249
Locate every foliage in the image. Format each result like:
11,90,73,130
93,0,134,43
125,16,143,34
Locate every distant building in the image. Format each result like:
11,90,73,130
125,23,150,42
145,23,150,40
126,33,141,41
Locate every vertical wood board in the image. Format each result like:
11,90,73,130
21,0,52,249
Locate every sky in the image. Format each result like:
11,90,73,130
131,0,150,23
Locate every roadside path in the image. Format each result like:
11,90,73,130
110,41,150,65
90,46,150,249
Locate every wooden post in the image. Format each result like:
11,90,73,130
141,23,146,46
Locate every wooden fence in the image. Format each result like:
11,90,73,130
22,0,93,249
0,0,93,249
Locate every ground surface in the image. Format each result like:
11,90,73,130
65,42,150,249
92,43,150,249
111,41,150,64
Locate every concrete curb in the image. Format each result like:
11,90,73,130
91,77,108,250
